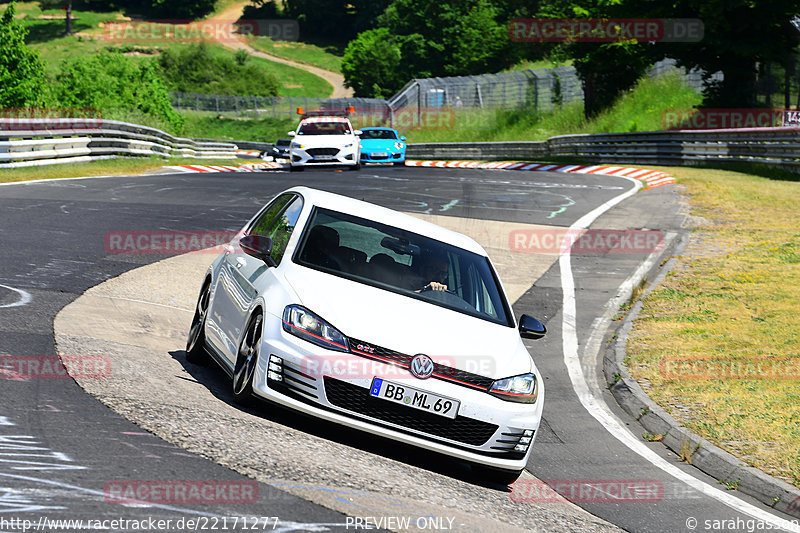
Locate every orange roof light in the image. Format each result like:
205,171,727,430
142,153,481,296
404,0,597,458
347,106,355,114
296,107,304,115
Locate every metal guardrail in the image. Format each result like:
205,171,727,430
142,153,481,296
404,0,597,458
407,128,800,171
0,118,238,168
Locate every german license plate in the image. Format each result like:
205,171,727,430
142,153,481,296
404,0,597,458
313,155,335,161
369,378,459,419
371,152,388,158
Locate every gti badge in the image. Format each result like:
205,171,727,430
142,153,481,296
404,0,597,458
409,354,434,380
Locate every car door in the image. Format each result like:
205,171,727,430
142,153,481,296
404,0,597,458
206,194,303,366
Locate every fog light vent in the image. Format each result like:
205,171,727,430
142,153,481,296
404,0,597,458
268,354,284,382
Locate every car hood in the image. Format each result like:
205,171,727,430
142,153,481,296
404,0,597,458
282,266,533,380
360,139,402,151
293,135,358,148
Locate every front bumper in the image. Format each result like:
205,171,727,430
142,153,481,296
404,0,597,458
360,151,405,163
252,312,543,470
290,147,360,167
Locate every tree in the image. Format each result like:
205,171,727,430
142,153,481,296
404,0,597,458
343,0,508,96
38,0,72,35
657,0,799,107
571,41,656,118
283,0,391,43
0,2,49,108
379,0,506,77
341,28,403,97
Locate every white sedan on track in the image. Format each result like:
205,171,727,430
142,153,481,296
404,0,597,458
186,186,547,482
288,116,361,171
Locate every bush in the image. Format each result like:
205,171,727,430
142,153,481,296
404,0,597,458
53,51,184,131
0,2,49,108
157,43,280,96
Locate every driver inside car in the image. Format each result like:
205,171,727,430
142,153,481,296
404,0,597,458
414,255,449,292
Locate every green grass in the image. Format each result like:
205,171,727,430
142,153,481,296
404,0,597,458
626,165,800,489
247,36,343,73
0,156,241,184
180,112,295,142
13,2,332,98
29,36,331,98
245,49,332,97
503,58,573,71
403,72,702,143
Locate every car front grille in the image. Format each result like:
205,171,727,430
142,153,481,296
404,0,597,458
307,148,340,156
323,376,498,446
347,336,495,391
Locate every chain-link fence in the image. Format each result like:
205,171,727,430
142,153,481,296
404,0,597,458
387,66,584,114
169,94,391,121
170,59,724,125
647,58,722,92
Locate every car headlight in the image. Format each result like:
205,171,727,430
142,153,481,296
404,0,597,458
291,143,304,149
489,373,538,403
282,305,349,352
394,142,405,150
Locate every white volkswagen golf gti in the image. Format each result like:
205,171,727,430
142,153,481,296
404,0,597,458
186,186,547,482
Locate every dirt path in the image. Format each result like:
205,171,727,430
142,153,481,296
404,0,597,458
209,1,352,98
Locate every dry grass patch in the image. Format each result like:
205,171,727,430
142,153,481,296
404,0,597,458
626,166,800,487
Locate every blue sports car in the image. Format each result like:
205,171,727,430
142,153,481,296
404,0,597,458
358,127,406,165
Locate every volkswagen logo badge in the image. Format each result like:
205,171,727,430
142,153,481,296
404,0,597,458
409,354,434,380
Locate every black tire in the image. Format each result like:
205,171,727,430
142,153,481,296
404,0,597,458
349,162,361,171
289,164,304,172
233,312,263,404
393,161,405,166
185,281,211,364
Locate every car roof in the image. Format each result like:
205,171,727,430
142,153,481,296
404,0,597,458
300,117,351,124
361,127,397,131
287,186,486,256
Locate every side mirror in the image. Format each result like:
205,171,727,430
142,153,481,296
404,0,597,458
400,136,407,141
239,235,277,267
288,131,296,137
519,314,546,340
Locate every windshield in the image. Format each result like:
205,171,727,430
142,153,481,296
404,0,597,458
360,129,398,140
294,208,513,326
297,122,351,135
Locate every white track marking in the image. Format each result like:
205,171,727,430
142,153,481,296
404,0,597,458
0,284,32,309
559,177,800,531
0,473,346,532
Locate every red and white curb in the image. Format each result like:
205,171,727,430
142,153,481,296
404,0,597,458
405,160,675,190
163,162,283,173
162,159,674,190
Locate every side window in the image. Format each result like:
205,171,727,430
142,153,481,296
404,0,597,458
248,194,293,237
267,197,303,264
247,194,304,264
